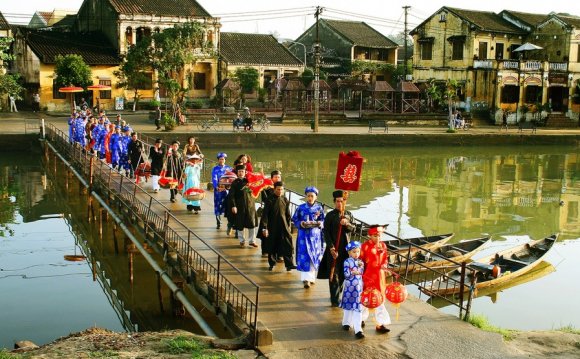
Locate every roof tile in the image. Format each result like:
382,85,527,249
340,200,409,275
24,30,119,65
108,0,211,17
323,19,398,48
220,32,302,66
447,7,524,33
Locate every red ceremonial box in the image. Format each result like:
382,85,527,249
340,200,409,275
334,151,364,191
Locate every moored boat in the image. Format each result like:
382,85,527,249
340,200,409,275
383,233,454,254
391,236,491,273
421,234,558,296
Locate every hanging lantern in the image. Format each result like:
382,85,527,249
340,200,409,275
361,287,383,309
385,281,408,321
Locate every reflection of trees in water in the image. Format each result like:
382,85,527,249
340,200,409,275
0,164,20,237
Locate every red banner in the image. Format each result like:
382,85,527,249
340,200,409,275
245,172,274,198
334,151,364,191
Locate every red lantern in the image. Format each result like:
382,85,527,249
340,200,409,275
134,163,151,184
361,287,383,309
158,177,178,189
335,151,364,191
385,281,408,320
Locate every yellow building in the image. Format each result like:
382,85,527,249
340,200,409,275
412,7,580,126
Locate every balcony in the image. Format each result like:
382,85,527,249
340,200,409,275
501,61,519,70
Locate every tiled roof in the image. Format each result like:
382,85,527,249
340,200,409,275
108,0,211,17
52,14,76,29
370,81,394,92
555,14,580,28
0,12,9,30
322,19,398,48
446,7,523,34
24,30,119,65
396,81,420,93
501,10,549,27
38,11,52,24
220,32,302,66
306,79,331,91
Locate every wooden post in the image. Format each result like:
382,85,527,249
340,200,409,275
89,155,94,188
87,197,92,223
157,272,164,313
113,223,119,255
92,258,97,282
99,208,104,240
129,250,134,285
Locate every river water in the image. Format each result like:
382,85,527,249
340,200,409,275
1,144,579,348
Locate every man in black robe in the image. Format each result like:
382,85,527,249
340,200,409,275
149,138,165,193
127,132,144,179
261,181,296,271
228,165,258,247
317,190,356,307
258,170,282,257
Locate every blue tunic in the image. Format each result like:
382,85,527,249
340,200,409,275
182,163,202,207
339,257,364,312
212,164,232,216
109,133,123,166
119,135,132,171
292,202,325,273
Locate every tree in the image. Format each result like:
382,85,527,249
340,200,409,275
233,67,259,105
114,39,153,111
54,54,92,88
150,22,212,118
444,79,461,130
425,79,442,111
0,37,14,68
0,74,24,106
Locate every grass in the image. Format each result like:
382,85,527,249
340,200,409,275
467,313,516,340
88,350,119,358
0,350,29,359
163,336,236,358
557,325,580,335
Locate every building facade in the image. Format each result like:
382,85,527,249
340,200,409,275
411,7,580,124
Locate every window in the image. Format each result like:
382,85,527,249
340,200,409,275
525,86,542,104
452,41,463,60
99,79,111,99
496,43,504,60
193,72,206,90
501,85,519,104
53,79,66,99
479,42,488,60
577,44,580,62
421,42,433,60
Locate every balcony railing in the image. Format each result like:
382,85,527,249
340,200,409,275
474,60,493,69
549,62,568,71
523,61,542,71
501,61,519,70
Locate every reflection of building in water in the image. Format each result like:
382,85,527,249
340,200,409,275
405,152,579,240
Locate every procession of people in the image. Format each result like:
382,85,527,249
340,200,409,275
62,110,392,339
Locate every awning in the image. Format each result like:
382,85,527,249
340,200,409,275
417,37,435,43
524,77,542,86
447,35,466,42
502,76,519,85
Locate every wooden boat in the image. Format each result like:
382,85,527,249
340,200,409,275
427,260,555,308
383,233,454,254
421,234,558,296
390,236,491,273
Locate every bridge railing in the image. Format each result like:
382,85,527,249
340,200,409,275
45,124,260,343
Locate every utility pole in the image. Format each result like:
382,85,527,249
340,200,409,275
403,5,410,79
313,5,324,133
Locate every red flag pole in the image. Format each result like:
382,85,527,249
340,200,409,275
329,191,348,281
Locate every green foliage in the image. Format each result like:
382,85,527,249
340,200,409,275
558,325,580,335
164,336,207,354
54,54,92,88
87,350,119,358
188,99,204,109
234,67,259,94
301,67,314,86
163,112,176,130
114,39,152,112
0,37,14,65
467,314,516,340
149,99,161,108
425,79,443,111
0,73,25,101
0,349,23,359
258,87,267,104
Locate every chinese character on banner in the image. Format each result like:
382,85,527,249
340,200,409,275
334,151,364,191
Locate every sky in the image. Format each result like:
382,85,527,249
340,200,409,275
1,0,580,40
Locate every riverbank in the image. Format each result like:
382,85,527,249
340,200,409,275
6,325,580,358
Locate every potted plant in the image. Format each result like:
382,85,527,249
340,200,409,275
163,113,176,131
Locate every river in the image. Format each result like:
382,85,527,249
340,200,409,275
1,144,579,348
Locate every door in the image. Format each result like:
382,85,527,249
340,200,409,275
548,86,569,112
495,43,504,60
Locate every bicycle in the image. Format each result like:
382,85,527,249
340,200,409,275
197,115,223,132
253,115,270,132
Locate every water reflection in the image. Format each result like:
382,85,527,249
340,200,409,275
224,145,580,329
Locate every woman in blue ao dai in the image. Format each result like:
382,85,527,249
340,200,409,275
340,241,365,339
182,154,203,213
292,186,325,288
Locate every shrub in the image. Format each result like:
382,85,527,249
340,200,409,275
163,113,176,130
188,99,204,109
